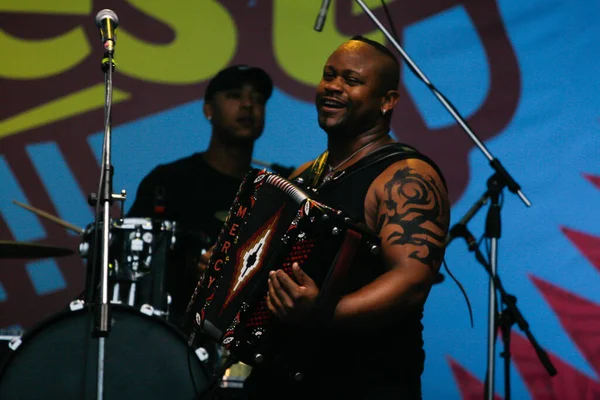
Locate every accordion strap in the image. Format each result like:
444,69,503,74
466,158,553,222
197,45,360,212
307,150,329,188
301,143,447,191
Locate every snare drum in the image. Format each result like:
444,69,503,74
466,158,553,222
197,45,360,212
0,304,209,399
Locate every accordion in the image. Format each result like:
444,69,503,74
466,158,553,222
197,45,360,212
185,169,380,372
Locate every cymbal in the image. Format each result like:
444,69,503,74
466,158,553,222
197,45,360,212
0,240,74,259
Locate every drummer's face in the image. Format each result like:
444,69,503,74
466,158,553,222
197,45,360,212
206,83,266,143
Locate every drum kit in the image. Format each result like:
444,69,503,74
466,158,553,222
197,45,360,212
0,200,248,399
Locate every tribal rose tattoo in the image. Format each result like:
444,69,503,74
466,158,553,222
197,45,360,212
376,167,448,269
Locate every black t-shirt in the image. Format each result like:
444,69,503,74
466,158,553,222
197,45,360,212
127,152,244,325
127,152,243,238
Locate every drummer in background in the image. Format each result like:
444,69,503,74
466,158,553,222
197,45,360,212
127,65,273,327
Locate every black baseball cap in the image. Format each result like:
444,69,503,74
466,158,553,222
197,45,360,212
204,65,273,102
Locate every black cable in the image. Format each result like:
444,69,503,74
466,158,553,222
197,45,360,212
380,0,400,42
441,259,474,328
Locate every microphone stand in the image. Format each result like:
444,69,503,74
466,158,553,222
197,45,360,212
455,215,557,399
89,50,121,400
446,179,557,399
346,2,533,398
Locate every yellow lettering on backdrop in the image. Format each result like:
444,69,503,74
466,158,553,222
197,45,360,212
273,0,385,87
0,0,92,79
118,0,236,84
0,0,90,14
0,30,91,79
0,84,131,140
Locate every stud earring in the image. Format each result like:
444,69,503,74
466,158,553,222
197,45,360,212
207,116,212,121
381,109,387,116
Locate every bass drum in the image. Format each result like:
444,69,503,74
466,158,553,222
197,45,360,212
0,305,210,399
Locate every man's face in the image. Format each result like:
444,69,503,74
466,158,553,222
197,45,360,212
206,83,266,144
316,42,387,136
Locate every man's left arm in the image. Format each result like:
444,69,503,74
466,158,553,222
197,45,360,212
332,158,450,328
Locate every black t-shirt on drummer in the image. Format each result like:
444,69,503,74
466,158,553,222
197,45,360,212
127,152,243,326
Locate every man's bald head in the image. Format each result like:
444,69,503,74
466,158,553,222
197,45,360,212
348,35,400,95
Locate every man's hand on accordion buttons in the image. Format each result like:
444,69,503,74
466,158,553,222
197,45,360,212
267,262,319,323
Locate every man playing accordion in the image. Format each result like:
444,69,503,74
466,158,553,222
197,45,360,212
193,36,450,400
245,36,450,399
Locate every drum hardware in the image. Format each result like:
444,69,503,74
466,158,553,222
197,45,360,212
70,299,85,311
80,217,177,317
139,303,169,319
2,335,22,352
195,346,210,362
0,328,24,367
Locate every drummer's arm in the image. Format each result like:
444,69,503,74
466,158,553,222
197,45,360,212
332,159,450,328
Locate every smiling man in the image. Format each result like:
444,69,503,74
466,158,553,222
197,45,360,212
127,65,273,326
244,36,450,399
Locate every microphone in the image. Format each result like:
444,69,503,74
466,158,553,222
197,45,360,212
314,0,332,32
447,224,478,252
95,9,119,53
446,192,489,246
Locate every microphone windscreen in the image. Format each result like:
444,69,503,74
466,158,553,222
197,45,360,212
95,9,119,27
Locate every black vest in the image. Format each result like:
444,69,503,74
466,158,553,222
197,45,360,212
292,143,446,389
245,144,445,399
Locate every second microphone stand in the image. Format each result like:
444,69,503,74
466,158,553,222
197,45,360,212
450,174,557,399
